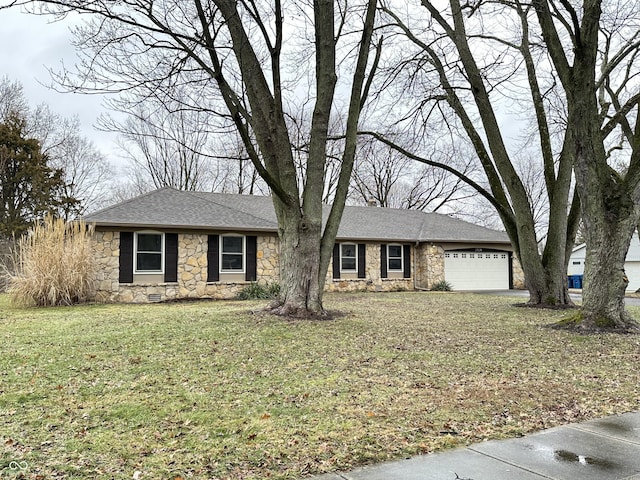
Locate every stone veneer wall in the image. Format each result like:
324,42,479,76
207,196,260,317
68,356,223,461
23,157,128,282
92,231,519,303
415,244,445,289
324,243,414,293
92,231,280,303
93,231,120,302
511,255,526,289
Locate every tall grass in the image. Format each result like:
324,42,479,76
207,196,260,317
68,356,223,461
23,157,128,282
7,216,96,306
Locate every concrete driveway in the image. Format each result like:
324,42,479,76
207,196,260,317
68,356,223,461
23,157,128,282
472,289,640,307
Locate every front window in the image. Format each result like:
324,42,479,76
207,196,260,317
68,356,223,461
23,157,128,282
135,232,163,273
221,235,244,272
340,243,357,271
388,244,403,271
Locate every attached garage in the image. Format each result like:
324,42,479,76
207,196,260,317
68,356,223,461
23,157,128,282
444,250,510,290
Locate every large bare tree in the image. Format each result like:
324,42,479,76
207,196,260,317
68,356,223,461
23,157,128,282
376,0,581,307
532,0,640,331
9,0,381,315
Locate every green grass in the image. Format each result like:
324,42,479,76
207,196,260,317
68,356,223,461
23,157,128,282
1,292,639,479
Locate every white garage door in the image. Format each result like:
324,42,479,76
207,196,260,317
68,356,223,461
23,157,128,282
444,251,509,290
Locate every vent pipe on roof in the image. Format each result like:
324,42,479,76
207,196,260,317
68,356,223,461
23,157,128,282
367,198,378,207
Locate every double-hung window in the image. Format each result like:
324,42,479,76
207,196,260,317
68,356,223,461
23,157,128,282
387,244,403,271
135,232,163,273
340,243,357,271
221,235,245,272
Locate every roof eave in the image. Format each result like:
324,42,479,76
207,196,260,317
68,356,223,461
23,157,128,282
88,221,278,233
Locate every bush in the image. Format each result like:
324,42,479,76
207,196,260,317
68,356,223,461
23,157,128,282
8,216,95,306
431,280,452,291
237,281,281,300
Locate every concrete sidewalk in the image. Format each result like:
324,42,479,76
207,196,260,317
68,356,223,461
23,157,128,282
309,411,640,480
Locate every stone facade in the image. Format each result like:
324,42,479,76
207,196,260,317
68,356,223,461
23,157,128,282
91,230,520,303
93,230,121,302
325,244,415,293
255,235,279,281
511,255,526,289
92,231,280,303
415,244,445,289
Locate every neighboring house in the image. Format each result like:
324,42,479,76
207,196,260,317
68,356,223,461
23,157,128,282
569,235,640,291
83,187,523,303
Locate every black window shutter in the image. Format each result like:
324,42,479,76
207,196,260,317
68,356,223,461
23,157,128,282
332,244,340,279
207,234,219,282
245,235,257,281
119,231,134,283
357,243,366,279
380,244,388,279
164,233,178,282
403,244,411,278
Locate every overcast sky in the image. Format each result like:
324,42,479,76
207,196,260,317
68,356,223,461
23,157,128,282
0,7,122,167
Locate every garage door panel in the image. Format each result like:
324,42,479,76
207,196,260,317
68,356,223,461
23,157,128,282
444,251,509,290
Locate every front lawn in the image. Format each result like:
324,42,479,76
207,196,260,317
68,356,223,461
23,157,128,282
1,292,639,479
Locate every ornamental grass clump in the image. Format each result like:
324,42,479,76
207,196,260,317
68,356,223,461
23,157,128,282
8,216,96,306
431,279,453,291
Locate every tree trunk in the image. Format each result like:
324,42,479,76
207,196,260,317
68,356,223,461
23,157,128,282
563,2,639,332
577,212,638,331
522,250,573,307
571,149,640,331
269,200,325,317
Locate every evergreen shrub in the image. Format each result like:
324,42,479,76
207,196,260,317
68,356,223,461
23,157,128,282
237,281,281,300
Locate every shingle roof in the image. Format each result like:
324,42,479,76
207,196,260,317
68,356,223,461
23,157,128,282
84,187,510,244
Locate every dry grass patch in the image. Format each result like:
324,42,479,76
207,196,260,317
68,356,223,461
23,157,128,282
1,292,639,479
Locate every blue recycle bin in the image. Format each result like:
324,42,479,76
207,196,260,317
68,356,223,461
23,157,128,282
568,275,583,289
574,274,583,289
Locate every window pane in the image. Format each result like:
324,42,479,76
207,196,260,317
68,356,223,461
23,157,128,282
389,258,402,270
222,236,243,253
137,253,162,271
222,253,243,270
388,245,402,258
341,244,356,258
342,258,356,270
137,233,162,252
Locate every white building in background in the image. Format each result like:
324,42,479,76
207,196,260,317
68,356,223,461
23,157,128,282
569,235,640,291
